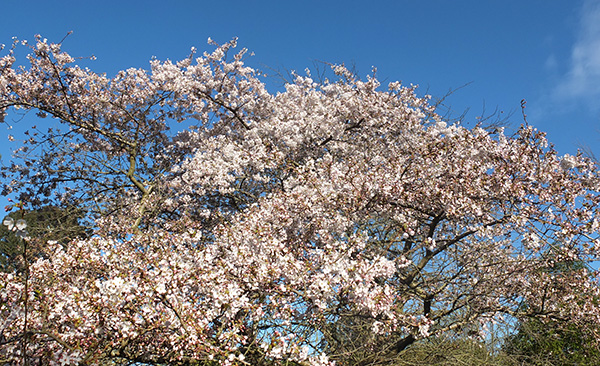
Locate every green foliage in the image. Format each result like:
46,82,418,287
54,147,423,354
392,338,508,366
502,318,600,366
498,257,600,365
0,205,90,272
322,331,600,366
389,332,600,366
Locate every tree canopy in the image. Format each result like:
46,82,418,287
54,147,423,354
1,36,600,365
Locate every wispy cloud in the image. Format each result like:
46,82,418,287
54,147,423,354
553,0,600,109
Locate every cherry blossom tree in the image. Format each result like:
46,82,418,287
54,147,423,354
1,35,600,365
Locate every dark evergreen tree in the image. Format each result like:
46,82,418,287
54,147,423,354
0,205,90,273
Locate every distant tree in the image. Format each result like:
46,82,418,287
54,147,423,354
0,36,600,365
0,205,90,272
501,259,600,366
502,318,600,366
0,214,22,273
394,337,504,366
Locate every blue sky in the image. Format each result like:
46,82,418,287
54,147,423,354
1,0,599,198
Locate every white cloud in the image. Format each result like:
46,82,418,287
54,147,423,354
553,0,600,109
544,54,558,72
